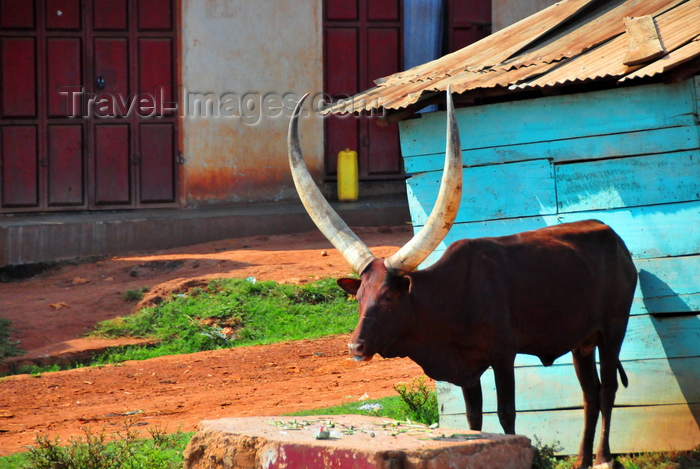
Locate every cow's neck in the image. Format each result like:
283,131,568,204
394,271,489,387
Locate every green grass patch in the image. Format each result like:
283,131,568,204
0,423,192,469
289,376,439,426
89,277,358,364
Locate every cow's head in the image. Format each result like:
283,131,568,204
287,88,462,362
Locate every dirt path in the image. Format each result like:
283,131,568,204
0,226,428,456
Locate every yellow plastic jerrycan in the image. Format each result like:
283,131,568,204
337,148,358,202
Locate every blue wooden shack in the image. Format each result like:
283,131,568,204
328,0,700,454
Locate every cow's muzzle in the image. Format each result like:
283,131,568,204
348,341,372,362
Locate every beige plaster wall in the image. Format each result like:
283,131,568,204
180,0,324,206
492,0,559,32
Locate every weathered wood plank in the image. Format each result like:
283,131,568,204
414,200,700,263
399,80,696,158
406,159,556,225
438,356,700,415
403,126,700,174
633,255,700,315
556,151,700,213
638,292,700,314
507,313,700,367
623,16,665,66
636,255,700,297
440,404,700,455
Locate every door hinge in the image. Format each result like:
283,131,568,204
177,151,185,164
132,153,141,166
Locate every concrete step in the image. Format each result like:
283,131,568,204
0,195,410,267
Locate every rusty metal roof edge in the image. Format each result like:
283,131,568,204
326,0,699,119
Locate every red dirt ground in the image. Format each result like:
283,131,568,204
0,226,432,456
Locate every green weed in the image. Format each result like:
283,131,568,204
392,375,439,425
528,440,700,469
0,317,24,360
122,287,149,302
289,375,439,426
0,422,191,469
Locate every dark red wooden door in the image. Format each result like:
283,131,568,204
324,0,403,181
447,0,491,53
0,0,177,213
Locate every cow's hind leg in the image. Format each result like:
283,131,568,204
595,346,622,466
461,382,483,431
572,347,600,468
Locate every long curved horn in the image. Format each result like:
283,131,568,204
384,86,462,275
288,94,377,275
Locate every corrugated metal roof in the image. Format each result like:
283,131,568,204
327,0,700,117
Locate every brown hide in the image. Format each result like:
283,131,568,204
339,219,637,468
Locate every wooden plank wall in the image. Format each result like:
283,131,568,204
398,77,700,454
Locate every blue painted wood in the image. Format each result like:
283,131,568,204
438,356,700,415
440,404,700,455
399,80,696,158
406,159,556,225
635,255,700,297
403,125,700,174
400,77,700,454
556,151,700,213
415,200,700,262
635,293,700,315
454,313,700,368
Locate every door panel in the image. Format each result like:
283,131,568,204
324,28,358,175
140,123,174,203
139,38,172,115
47,38,81,117
46,0,81,30
1,126,38,208
368,0,399,21
367,27,401,174
1,37,36,117
326,0,357,21
94,125,130,204
367,116,401,174
48,125,83,205
324,0,403,180
94,37,128,117
447,0,491,52
0,0,35,29
93,0,127,30
138,0,172,30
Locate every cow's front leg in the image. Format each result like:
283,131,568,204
493,358,517,434
461,382,483,431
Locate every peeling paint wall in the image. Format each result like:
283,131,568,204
181,0,324,207
492,0,559,32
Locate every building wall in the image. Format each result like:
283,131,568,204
398,77,700,454
180,0,324,207
491,0,558,32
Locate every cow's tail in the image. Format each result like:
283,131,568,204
617,361,629,388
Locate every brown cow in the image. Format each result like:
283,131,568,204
287,88,637,469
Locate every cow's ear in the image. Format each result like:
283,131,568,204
337,278,361,295
401,275,413,294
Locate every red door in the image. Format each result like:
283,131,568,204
0,0,178,213
324,0,404,181
447,0,491,53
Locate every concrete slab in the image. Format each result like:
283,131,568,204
183,415,535,469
